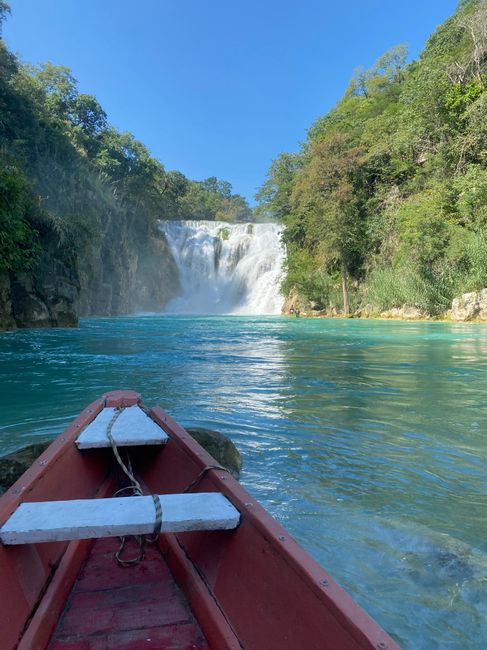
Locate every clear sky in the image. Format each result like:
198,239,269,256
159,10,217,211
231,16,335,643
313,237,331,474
4,0,458,204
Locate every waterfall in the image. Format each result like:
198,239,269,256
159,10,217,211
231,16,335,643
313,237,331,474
160,220,285,314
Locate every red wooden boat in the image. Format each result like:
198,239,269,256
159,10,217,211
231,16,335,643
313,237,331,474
0,390,400,650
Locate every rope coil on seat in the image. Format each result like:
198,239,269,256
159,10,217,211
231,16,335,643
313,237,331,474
106,403,163,566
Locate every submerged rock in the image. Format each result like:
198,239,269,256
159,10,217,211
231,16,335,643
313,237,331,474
451,289,487,321
186,428,242,479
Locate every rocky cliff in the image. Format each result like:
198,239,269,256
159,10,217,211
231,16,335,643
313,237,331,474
78,218,180,319
0,232,79,329
0,222,180,331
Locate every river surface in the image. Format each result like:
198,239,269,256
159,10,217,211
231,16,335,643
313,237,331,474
1,315,487,648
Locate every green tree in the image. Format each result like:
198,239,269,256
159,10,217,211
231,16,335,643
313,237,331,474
257,0,487,316
255,153,301,221
291,133,364,315
0,164,37,273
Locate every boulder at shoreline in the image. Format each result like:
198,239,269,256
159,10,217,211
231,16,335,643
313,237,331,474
451,289,487,321
186,427,242,479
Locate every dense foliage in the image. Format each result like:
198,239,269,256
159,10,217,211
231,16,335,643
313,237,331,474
257,0,487,316
0,5,251,278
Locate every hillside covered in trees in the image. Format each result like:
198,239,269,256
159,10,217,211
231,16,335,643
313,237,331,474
0,2,251,329
257,0,487,317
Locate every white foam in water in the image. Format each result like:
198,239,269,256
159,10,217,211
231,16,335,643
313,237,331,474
160,220,285,315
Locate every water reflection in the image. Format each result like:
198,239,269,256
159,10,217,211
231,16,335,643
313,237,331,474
1,316,487,648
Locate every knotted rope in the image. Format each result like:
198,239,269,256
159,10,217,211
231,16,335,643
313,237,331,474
106,405,163,566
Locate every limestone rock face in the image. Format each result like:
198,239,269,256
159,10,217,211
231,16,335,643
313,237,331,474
0,242,80,330
11,257,79,329
282,287,308,314
451,289,487,321
354,304,374,318
0,275,16,330
186,428,242,479
0,227,180,331
78,229,180,318
380,306,427,320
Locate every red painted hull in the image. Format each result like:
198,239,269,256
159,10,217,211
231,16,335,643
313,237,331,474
0,391,400,650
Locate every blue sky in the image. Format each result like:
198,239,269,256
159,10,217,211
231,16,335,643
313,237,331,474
5,0,458,204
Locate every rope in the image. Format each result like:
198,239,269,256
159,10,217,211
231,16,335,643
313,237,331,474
115,535,146,567
106,404,163,566
151,493,163,535
106,407,143,495
107,404,230,564
184,464,229,493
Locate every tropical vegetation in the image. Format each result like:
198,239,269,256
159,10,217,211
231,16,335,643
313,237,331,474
256,0,487,316
0,1,250,281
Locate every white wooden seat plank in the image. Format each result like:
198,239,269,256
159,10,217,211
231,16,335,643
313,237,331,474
76,406,168,449
0,492,240,545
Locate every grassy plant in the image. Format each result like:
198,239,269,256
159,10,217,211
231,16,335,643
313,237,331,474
218,227,229,241
365,266,451,314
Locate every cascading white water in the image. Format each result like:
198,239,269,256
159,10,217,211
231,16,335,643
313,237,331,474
160,220,285,314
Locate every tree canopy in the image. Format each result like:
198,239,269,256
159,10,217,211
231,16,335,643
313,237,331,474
257,0,487,315
0,6,252,277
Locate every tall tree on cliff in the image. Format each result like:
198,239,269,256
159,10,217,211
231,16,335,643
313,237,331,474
290,133,364,315
255,153,302,221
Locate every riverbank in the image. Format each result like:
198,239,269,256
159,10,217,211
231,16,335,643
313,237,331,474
287,310,487,324
283,287,487,324
285,310,477,323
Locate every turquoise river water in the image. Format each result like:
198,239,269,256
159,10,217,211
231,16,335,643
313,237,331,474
1,315,487,648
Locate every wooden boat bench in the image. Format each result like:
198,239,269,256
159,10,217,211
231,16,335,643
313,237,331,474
0,405,240,545
75,404,169,448
0,492,240,545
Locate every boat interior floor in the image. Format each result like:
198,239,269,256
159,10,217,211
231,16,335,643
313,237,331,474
48,537,209,650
